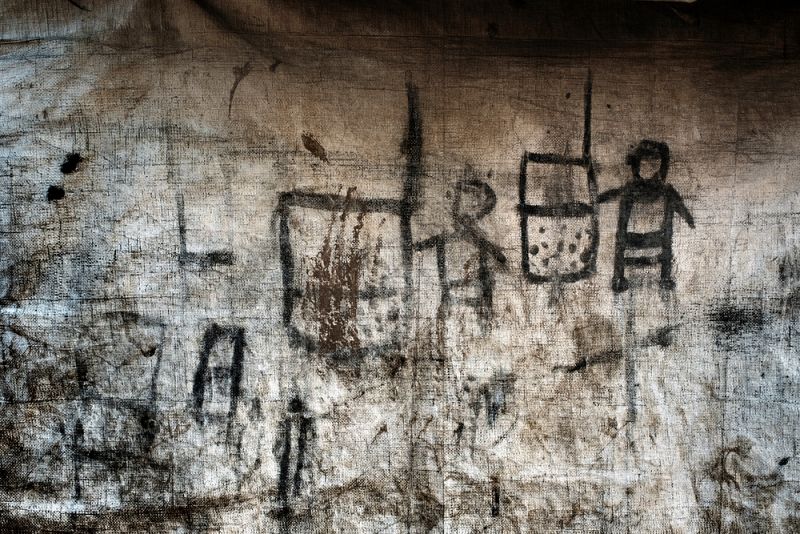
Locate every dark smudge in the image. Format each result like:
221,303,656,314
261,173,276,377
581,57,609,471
708,303,765,336
46,185,65,202
60,152,83,174
301,132,329,163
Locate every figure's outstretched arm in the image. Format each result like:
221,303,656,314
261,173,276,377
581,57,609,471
597,187,623,204
670,187,695,228
462,226,507,265
414,234,444,251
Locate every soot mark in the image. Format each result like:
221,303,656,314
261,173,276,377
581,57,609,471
46,185,65,202
192,324,246,430
698,437,785,532
645,324,679,347
598,139,694,292
67,0,90,11
778,247,800,285
228,61,252,118
60,152,83,174
477,371,515,426
708,303,765,336
557,357,588,373
301,132,329,163
555,315,623,373
69,311,168,483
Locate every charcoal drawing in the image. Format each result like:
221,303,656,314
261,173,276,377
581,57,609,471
1,1,799,532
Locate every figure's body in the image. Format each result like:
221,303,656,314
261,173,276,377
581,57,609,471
415,178,506,330
598,140,694,292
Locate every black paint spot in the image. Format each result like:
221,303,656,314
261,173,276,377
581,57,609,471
288,397,304,413
779,456,791,466
47,185,65,202
568,243,577,253
530,244,539,256
60,153,83,174
565,92,571,99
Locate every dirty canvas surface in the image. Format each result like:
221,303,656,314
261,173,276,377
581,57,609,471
1,1,800,532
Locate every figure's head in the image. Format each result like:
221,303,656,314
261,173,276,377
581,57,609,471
453,179,497,221
626,140,670,182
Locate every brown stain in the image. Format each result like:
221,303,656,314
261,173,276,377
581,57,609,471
306,188,366,357
696,437,787,533
554,314,623,373
301,132,329,163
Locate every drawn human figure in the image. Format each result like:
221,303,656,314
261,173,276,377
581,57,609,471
274,396,314,524
598,140,695,292
415,177,507,330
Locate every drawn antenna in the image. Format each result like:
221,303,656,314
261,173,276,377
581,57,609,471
583,69,592,160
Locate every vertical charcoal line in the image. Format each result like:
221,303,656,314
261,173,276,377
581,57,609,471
624,293,637,428
176,191,188,259
583,71,599,274
293,415,312,496
518,153,530,276
490,477,500,517
582,70,592,160
478,248,492,330
227,327,246,423
278,196,295,331
277,418,293,507
149,324,166,404
72,420,84,500
401,85,424,531
401,82,422,306
192,324,220,424
436,238,449,306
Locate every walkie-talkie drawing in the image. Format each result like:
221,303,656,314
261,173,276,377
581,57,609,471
518,73,598,283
